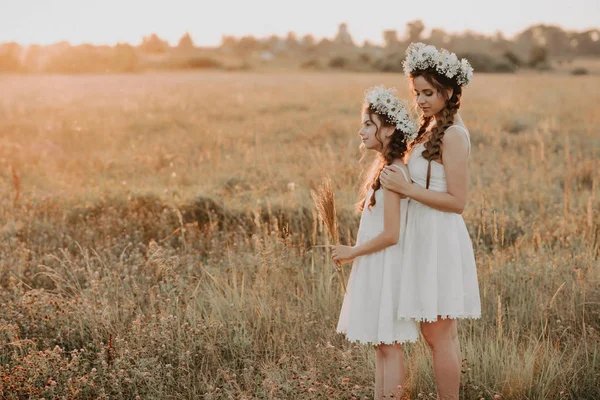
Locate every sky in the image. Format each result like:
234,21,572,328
0,0,598,47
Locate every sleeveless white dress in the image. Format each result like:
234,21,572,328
337,167,419,345
397,125,481,322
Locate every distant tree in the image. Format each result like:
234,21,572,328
301,34,315,47
140,33,169,54
335,23,355,46
529,45,548,68
177,32,194,50
300,58,321,70
221,35,237,48
503,50,522,67
22,44,42,72
186,57,223,69
44,44,116,73
358,53,371,64
488,31,510,52
451,30,489,54
541,25,570,56
373,51,404,72
237,35,261,57
383,30,399,48
262,35,284,53
114,43,138,72
512,24,575,59
0,42,22,72
428,28,449,47
329,55,349,69
457,51,515,73
406,20,425,43
286,31,300,51
316,38,333,54
573,29,600,56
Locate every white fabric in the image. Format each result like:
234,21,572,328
336,166,419,344
397,126,481,322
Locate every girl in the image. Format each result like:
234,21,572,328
380,43,482,400
332,86,419,400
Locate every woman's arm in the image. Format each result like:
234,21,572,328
332,188,402,264
381,127,469,214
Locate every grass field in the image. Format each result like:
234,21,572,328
0,71,599,399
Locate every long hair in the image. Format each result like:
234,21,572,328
358,104,411,211
409,68,462,188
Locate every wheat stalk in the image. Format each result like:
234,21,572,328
11,165,20,206
310,178,347,293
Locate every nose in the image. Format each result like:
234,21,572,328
416,94,426,105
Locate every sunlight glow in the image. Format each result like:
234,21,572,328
0,0,598,46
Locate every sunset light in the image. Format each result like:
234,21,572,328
1,0,599,398
1,0,599,46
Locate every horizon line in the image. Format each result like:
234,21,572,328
2,22,599,48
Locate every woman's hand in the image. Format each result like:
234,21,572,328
380,166,414,197
332,245,355,264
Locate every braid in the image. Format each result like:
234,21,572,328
421,87,462,163
365,127,410,209
412,114,433,149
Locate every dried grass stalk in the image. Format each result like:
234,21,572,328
311,178,347,293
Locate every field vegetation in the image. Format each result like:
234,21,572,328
0,71,598,399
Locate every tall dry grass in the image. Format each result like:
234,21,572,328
0,71,599,399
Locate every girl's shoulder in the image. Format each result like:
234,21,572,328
390,159,410,182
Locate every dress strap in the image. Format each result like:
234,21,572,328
391,164,410,182
449,125,471,154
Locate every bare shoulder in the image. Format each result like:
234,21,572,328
442,125,470,152
391,159,410,182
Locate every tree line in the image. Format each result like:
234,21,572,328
0,21,598,73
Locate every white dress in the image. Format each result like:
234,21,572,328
397,125,481,322
337,167,419,345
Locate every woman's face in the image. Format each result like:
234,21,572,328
412,76,448,117
359,112,392,152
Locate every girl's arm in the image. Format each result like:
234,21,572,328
332,185,404,264
352,188,401,256
381,127,469,214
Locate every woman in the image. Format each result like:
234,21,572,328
380,43,481,400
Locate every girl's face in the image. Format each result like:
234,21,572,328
359,112,393,152
412,76,449,118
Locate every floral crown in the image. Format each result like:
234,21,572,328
364,85,418,143
402,42,474,87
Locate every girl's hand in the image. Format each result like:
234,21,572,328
332,245,355,264
381,166,414,196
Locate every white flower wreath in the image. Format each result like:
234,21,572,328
364,85,418,142
402,42,474,87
